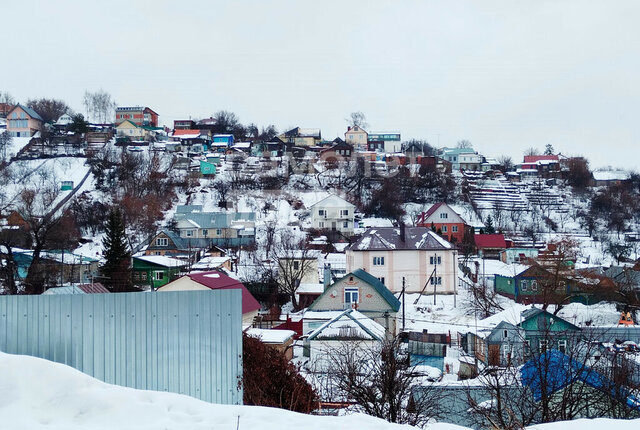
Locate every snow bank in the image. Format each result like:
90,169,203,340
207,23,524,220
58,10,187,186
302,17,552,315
0,352,428,430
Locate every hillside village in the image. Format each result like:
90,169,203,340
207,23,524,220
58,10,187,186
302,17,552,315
1,97,640,428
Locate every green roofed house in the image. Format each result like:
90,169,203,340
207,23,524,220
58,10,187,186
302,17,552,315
199,160,216,176
308,268,401,335
132,255,187,290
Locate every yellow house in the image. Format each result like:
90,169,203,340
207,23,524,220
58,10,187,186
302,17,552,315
116,119,149,140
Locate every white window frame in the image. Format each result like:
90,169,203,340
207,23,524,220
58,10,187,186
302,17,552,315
452,225,458,233
154,271,165,281
156,237,168,247
440,212,448,219
558,339,567,354
344,288,359,304
373,256,385,266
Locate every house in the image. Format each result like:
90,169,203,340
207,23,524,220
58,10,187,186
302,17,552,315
211,134,234,151
54,113,74,128
199,160,216,176
416,202,473,244
494,265,608,305
520,154,560,172
500,247,540,264
474,234,508,259
191,255,232,271
308,269,401,335
132,255,187,290
5,104,44,137
145,229,229,261
115,120,150,141
173,119,196,130
309,194,356,237
245,328,296,360
157,270,261,326
319,139,354,162
592,170,630,187
278,127,322,147
173,205,256,246
347,225,458,294
439,148,483,171
115,106,158,127
344,125,368,149
304,309,385,370
11,250,100,286
0,103,14,118
367,131,401,153
415,156,452,173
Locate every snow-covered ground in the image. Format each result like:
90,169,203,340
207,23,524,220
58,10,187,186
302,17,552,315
0,351,452,430
1,351,638,429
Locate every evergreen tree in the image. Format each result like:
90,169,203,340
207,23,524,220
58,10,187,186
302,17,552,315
485,215,496,234
101,208,131,292
544,144,555,155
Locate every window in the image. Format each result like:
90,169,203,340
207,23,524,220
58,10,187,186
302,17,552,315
156,237,168,247
293,261,300,270
558,339,567,354
440,213,448,219
503,329,508,339
531,280,538,292
539,339,549,352
344,288,359,303
141,272,147,281
216,229,222,235
442,225,447,233
429,256,441,265
521,280,529,291
186,230,194,237
377,277,385,285
452,225,458,233
430,276,442,285
343,221,349,228
319,221,324,228
154,271,165,281
318,209,325,216
373,256,385,266
202,229,208,236
340,209,349,216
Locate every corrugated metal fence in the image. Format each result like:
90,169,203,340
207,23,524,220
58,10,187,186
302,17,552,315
0,290,242,404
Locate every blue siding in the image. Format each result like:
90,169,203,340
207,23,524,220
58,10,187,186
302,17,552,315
0,290,243,404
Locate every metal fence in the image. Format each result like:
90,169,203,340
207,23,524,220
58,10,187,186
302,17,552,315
0,290,243,404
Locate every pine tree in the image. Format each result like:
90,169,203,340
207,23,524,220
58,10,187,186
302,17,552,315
101,208,131,292
485,215,496,234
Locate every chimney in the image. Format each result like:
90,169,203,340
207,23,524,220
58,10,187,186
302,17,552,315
347,126,351,132
400,222,406,242
323,264,332,290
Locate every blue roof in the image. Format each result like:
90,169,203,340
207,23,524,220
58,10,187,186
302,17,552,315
13,104,44,122
521,350,640,409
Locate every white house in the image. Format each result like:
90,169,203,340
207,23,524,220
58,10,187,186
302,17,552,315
55,113,73,126
305,309,385,371
310,194,356,237
344,125,368,149
346,225,458,295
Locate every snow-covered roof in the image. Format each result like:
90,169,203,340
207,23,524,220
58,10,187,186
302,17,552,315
307,309,385,341
134,255,187,268
245,328,296,344
310,194,354,209
592,170,628,181
350,227,453,251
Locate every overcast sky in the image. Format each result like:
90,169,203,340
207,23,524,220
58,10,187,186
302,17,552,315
2,0,638,169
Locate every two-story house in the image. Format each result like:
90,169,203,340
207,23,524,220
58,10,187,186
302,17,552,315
344,125,368,149
309,194,356,237
174,205,256,246
367,131,401,153
6,104,44,137
115,106,158,127
440,148,483,171
416,202,473,244
347,225,458,294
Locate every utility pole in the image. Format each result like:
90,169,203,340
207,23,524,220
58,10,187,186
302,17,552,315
402,277,406,332
433,253,437,306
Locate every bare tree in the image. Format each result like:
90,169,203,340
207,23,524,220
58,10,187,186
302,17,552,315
323,338,445,426
456,139,473,149
497,155,514,172
272,229,316,310
525,147,540,156
26,98,71,124
83,89,116,123
347,111,368,130
0,130,12,160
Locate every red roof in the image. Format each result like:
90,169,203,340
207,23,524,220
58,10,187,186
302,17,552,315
173,129,201,136
77,283,110,294
423,202,446,219
474,234,507,249
187,271,261,315
523,155,559,163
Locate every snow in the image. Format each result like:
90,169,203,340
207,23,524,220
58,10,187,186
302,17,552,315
134,255,186,267
592,170,629,181
246,328,296,343
0,351,427,430
426,231,453,249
